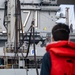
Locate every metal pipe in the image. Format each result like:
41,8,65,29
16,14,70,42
35,11,38,29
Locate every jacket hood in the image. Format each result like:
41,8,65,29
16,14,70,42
46,41,75,52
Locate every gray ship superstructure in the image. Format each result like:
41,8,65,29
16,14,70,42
0,0,75,75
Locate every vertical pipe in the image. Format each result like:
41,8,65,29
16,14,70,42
35,11,38,29
65,7,69,26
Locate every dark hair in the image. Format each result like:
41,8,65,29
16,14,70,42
52,23,70,41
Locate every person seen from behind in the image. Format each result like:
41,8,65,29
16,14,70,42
40,23,75,75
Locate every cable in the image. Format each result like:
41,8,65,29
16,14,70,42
13,1,40,75
31,9,39,75
21,26,32,59
32,21,39,75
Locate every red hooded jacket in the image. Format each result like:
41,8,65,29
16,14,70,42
46,41,75,75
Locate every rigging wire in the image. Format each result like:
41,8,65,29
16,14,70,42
15,0,32,56
31,8,39,75
21,26,32,59
11,0,39,75
20,6,39,75
32,19,39,75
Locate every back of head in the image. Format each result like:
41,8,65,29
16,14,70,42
52,23,70,41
